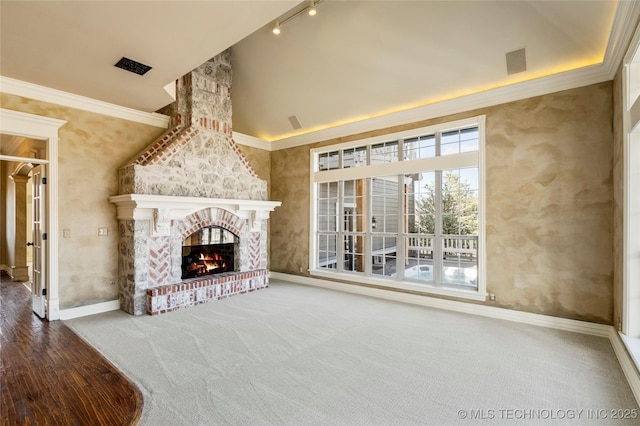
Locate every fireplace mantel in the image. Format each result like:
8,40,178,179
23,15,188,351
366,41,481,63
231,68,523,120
109,194,281,235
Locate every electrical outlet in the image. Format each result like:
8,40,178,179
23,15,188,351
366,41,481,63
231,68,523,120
98,227,108,236
489,293,496,302
63,229,71,238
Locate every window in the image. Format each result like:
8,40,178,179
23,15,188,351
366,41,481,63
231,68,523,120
620,20,640,372
311,116,485,300
623,25,640,339
318,150,340,171
342,146,367,168
370,141,398,164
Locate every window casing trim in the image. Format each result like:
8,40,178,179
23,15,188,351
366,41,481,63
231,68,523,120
309,115,486,302
310,115,484,158
311,269,488,302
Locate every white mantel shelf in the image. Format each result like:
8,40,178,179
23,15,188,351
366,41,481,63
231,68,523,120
109,194,281,235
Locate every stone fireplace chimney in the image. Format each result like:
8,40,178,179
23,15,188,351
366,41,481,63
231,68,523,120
119,49,266,200
110,50,280,315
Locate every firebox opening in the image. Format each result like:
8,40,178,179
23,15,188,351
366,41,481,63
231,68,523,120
182,226,238,279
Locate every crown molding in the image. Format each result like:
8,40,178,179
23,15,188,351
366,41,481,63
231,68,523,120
0,76,170,128
233,131,272,151
3,3,637,149
604,0,640,78
270,3,640,151
0,108,67,138
270,63,611,151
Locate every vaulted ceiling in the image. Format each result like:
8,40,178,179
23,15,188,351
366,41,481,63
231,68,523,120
1,1,637,145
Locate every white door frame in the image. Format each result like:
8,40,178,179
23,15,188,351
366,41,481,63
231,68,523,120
0,108,66,320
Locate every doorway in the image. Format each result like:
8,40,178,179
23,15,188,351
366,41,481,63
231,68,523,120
0,108,66,320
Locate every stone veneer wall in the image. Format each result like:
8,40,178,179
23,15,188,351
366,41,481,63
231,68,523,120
116,50,271,315
118,51,266,200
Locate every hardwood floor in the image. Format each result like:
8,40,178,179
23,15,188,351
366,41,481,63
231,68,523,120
1,272,142,425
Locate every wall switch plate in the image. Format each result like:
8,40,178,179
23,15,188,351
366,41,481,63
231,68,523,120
98,227,108,236
63,229,71,238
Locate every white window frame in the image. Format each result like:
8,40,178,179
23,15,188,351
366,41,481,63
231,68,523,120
623,21,640,343
309,115,486,301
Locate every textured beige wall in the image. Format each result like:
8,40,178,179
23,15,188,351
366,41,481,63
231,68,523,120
271,82,614,323
1,93,166,308
484,82,613,323
1,80,615,322
271,144,311,275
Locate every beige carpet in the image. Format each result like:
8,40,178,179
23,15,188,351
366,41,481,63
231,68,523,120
66,280,638,425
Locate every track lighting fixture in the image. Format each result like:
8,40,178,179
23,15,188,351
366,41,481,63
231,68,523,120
271,0,322,36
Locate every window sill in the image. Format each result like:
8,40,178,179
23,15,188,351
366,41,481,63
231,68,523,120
310,269,487,302
620,334,640,373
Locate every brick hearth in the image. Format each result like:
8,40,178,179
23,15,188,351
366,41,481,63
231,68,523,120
147,269,268,315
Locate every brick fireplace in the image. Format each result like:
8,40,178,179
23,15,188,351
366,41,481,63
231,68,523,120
110,50,280,315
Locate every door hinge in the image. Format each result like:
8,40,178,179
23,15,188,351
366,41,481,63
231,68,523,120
42,288,47,296
42,177,47,184
42,233,47,241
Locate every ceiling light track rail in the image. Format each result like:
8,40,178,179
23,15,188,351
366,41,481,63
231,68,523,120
273,0,322,35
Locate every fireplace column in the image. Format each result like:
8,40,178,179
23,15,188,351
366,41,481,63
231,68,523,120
118,220,147,315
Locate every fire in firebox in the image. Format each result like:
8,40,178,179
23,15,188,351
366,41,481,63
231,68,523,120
181,243,235,279
181,226,238,279
191,251,225,274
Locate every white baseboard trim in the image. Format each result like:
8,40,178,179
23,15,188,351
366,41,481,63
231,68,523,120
271,272,610,336
59,300,120,320
270,272,640,406
612,331,640,405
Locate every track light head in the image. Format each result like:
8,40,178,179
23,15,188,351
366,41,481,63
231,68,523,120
272,21,281,35
308,1,317,16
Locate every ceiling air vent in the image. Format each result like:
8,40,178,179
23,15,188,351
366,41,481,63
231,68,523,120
506,48,527,75
115,57,152,76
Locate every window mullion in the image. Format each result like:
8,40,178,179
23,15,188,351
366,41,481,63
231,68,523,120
336,181,344,273
397,173,405,279
365,178,372,275
434,132,443,285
